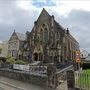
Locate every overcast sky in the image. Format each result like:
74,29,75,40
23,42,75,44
0,0,90,52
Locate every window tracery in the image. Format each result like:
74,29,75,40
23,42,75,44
38,23,49,43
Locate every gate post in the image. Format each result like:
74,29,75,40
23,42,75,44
67,70,75,90
47,63,57,88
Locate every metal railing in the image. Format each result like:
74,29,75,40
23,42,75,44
12,64,47,77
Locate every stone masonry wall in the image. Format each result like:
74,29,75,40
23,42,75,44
0,69,47,86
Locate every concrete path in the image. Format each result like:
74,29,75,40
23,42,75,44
0,76,67,90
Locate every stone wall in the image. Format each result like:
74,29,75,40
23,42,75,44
47,64,74,88
0,64,74,88
0,69,47,86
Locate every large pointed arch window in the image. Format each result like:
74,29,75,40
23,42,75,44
40,28,43,43
44,27,48,43
39,23,49,43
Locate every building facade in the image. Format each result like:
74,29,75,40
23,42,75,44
8,30,26,59
80,50,88,59
0,41,8,57
22,8,79,63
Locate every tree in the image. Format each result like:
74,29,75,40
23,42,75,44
0,48,2,54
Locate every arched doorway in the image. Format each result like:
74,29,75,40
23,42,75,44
33,53,43,61
33,53,38,61
38,53,43,61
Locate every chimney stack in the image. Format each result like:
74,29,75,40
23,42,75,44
66,28,69,34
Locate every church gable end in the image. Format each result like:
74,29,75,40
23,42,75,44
37,8,51,24
23,8,79,63
9,31,19,41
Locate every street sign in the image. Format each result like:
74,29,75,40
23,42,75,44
75,50,80,63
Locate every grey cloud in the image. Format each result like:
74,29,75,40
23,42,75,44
53,9,90,52
47,9,90,52
0,0,38,41
0,0,90,52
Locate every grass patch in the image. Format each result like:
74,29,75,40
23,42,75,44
75,69,90,89
83,69,90,74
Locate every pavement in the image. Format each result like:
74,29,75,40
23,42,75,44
0,76,67,90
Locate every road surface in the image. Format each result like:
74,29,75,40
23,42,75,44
0,76,67,90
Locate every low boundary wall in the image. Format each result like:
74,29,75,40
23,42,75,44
0,68,47,86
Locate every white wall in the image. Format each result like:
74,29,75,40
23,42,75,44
80,50,88,59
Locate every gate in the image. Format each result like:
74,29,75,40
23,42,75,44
75,72,90,90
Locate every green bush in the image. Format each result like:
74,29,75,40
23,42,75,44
0,48,2,54
6,57,16,64
6,56,26,65
82,63,90,69
15,60,26,65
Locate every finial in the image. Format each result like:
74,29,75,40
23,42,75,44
14,29,15,32
67,28,69,30
52,15,54,18
66,28,69,34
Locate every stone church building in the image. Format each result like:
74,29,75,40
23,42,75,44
22,8,79,63
8,30,26,59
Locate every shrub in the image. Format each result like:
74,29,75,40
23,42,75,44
82,62,90,69
15,60,26,65
6,56,26,65
6,56,16,64
0,48,2,54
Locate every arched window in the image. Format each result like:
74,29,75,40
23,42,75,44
39,23,49,43
42,24,45,28
40,29,43,42
44,28,48,43
55,32,60,40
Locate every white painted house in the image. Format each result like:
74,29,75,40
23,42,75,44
80,50,88,59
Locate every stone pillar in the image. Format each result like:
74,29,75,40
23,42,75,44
47,63,57,88
67,70,75,90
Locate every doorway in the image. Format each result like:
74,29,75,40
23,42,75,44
38,53,43,61
33,53,38,61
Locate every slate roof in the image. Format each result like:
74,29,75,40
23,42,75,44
9,31,26,41
85,56,90,61
29,8,79,45
15,32,26,41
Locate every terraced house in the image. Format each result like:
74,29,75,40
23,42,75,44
8,30,26,59
22,8,79,63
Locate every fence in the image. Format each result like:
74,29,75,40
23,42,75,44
13,64,47,76
75,72,90,90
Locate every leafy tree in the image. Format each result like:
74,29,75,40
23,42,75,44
0,48,2,54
